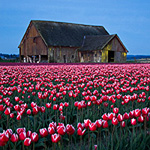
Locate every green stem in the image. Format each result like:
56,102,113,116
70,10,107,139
111,126,115,150
80,136,82,150
33,142,35,150
144,116,147,136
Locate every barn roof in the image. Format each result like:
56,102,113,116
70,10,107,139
79,34,128,52
32,20,109,47
79,35,116,51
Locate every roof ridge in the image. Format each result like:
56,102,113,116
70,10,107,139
31,20,105,28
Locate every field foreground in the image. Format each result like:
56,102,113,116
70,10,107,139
0,63,150,150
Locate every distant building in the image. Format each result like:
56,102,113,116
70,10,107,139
18,20,128,63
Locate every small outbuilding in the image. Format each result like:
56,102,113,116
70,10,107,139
18,20,128,63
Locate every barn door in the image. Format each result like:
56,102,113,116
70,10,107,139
63,55,66,63
108,51,114,62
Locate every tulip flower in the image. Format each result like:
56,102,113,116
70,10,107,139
77,123,85,130
24,138,31,146
113,107,119,114
112,117,118,125
103,120,108,128
4,107,11,115
27,130,32,137
123,112,129,120
17,128,26,134
131,118,136,125
95,119,103,128
117,114,123,122
134,109,141,117
94,145,97,150
77,127,86,136
51,133,61,143
31,132,39,142
84,119,91,128
19,131,26,140
57,125,66,135
120,121,126,127
66,124,75,135
11,133,19,142
48,127,55,135
102,113,108,121
39,128,48,137
89,122,97,131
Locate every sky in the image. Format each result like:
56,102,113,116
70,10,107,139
0,0,150,55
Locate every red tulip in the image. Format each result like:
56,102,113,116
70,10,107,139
138,115,144,122
48,127,55,135
0,131,9,143
51,133,61,143
120,121,126,127
19,131,26,140
17,128,26,134
95,119,103,128
57,125,66,135
31,132,39,142
14,104,20,111
77,123,85,130
89,122,97,131
131,118,136,125
134,109,141,117
4,107,11,115
112,117,118,125
15,97,20,102
94,145,97,150
32,107,38,115
103,120,108,128
6,129,13,137
40,106,46,113
117,114,123,122
24,138,31,146
77,127,86,136
10,113,14,118
142,107,149,115
84,119,91,128
27,109,31,115
11,133,18,142
46,103,51,108
27,131,32,137
123,112,129,120
0,105,5,111
66,124,75,135
39,128,48,137
53,104,59,110
108,113,115,120
113,107,119,114
102,113,108,121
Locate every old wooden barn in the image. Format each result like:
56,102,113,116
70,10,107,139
18,20,128,63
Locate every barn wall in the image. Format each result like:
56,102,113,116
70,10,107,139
79,50,102,63
101,36,127,63
48,47,79,63
20,24,48,62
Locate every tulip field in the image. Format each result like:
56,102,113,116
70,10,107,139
0,63,150,150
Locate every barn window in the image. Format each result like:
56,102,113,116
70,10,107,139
33,37,36,43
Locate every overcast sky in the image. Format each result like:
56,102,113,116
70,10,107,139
0,0,150,55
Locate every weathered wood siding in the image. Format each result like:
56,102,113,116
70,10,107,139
79,50,102,63
20,24,48,59
101,37,127,62
48,47,79,63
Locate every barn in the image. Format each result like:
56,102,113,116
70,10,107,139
18,20,128,63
